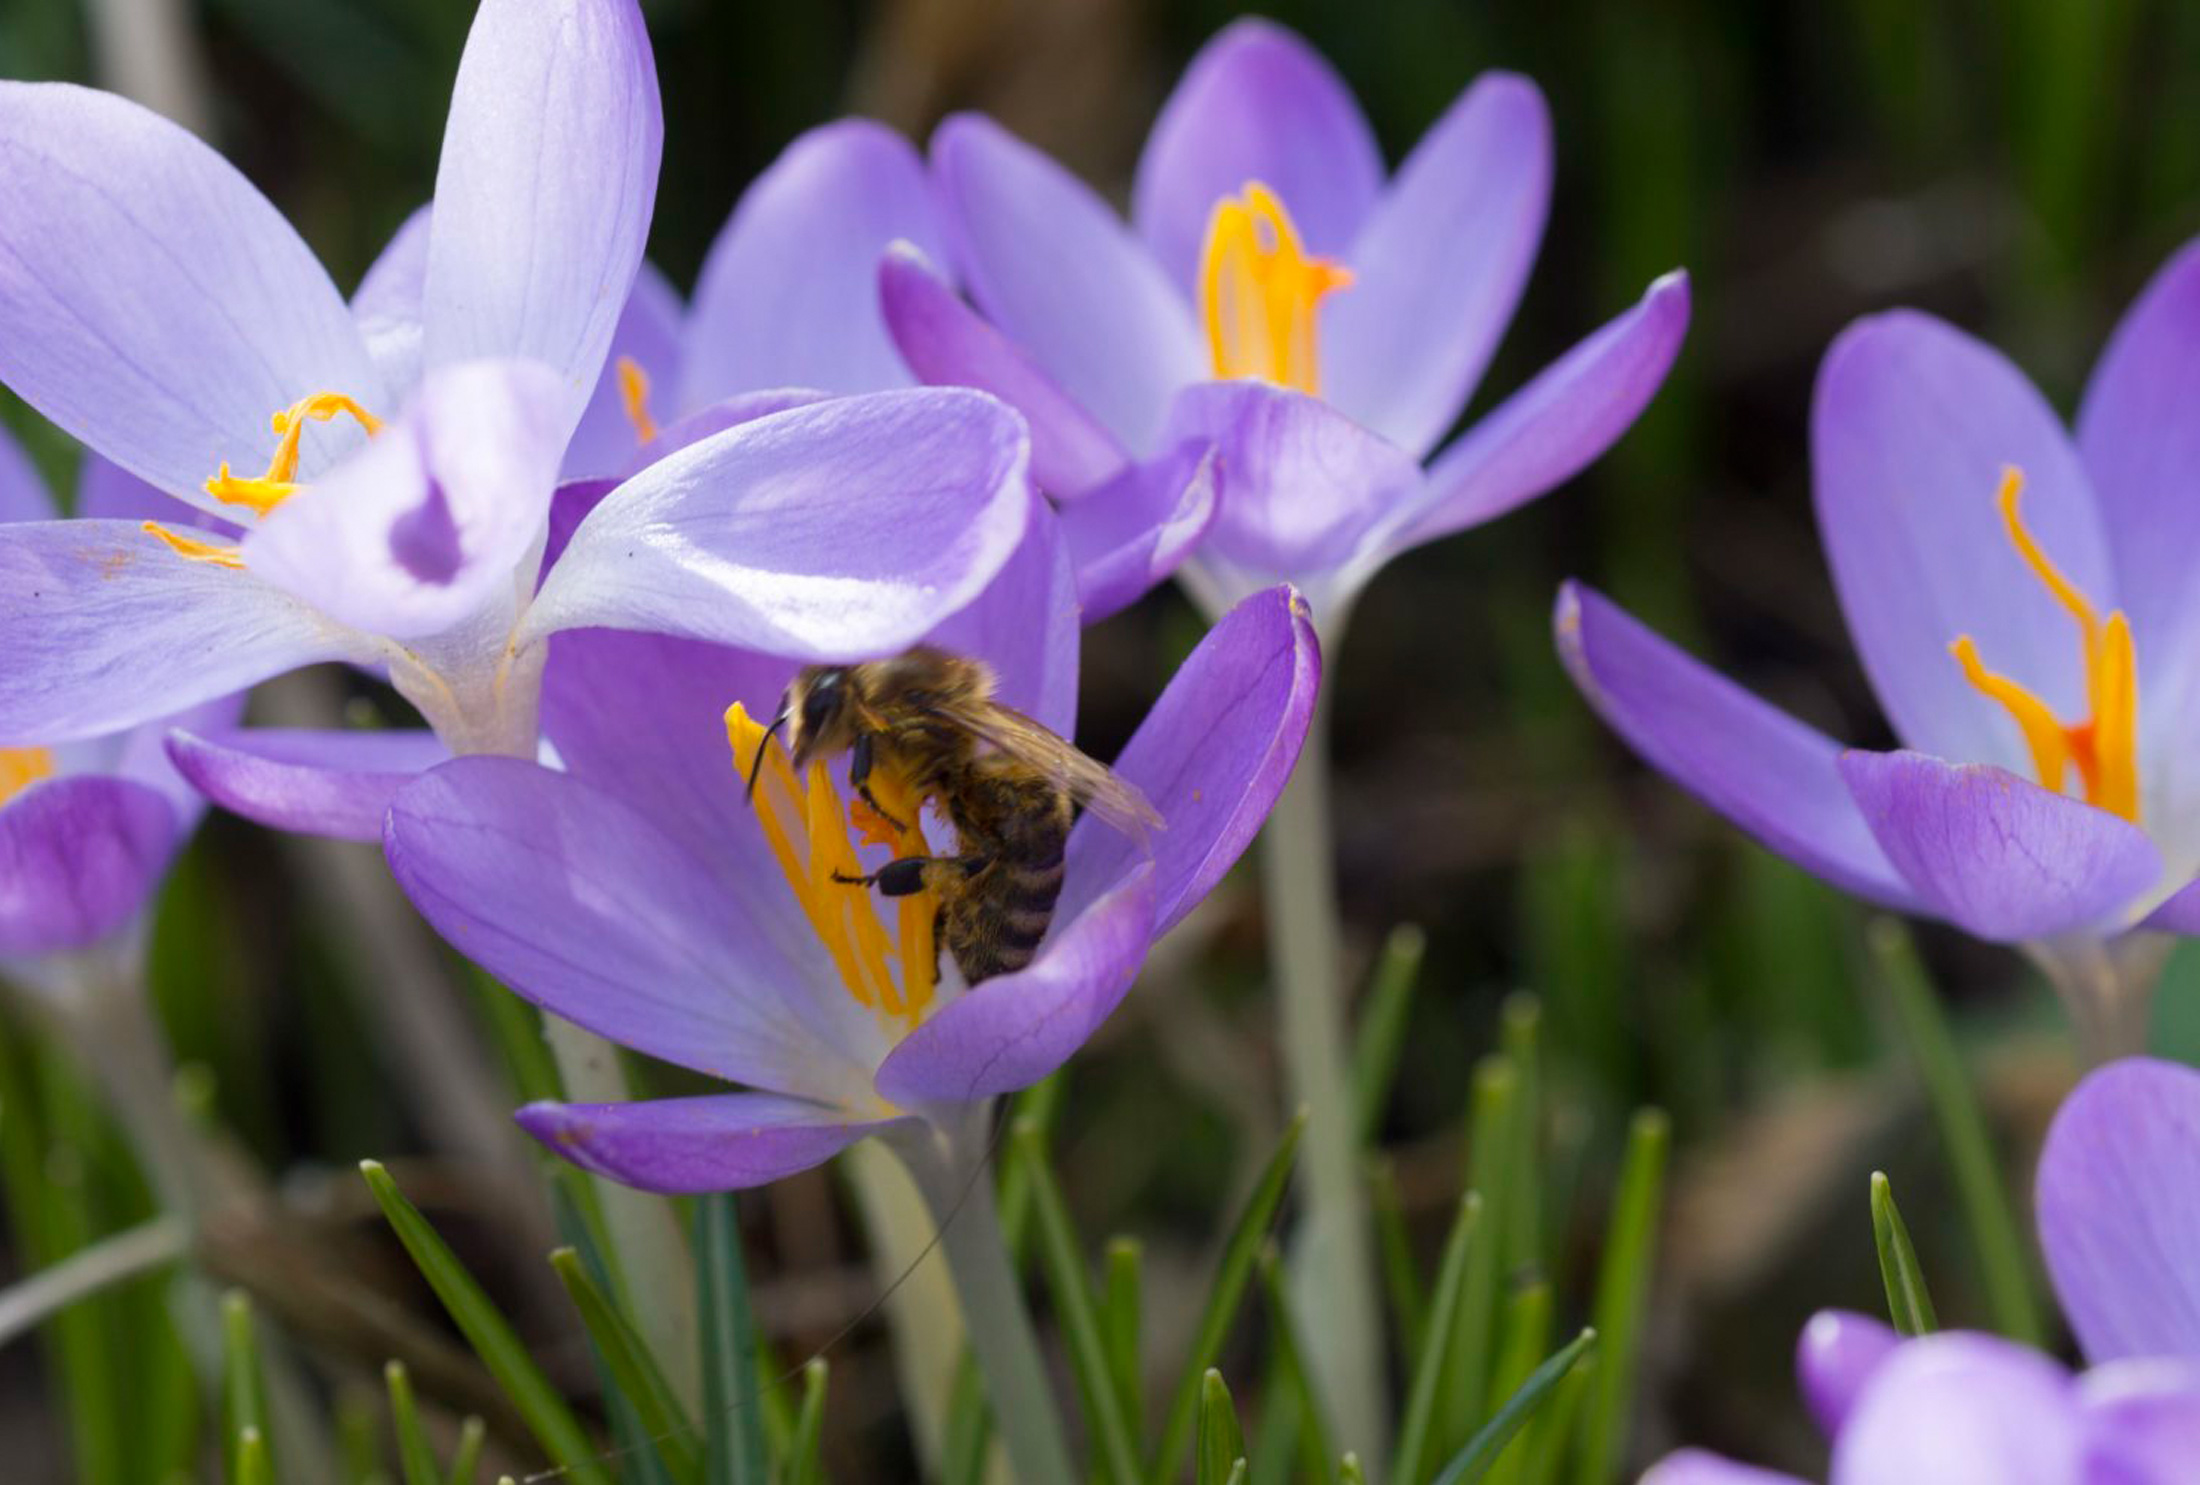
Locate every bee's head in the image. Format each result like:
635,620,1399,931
786,666,858,773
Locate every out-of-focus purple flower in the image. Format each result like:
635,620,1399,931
379,505,1319,1192
1561,239,2200,1032
881,17,1689,622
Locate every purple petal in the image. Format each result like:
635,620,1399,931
931,112,1204,452
623,388,832,478
0,83,380,509
1555,582,1920,910
1640,1454,1809,1485
518,1093,905,1194
167,726,449,842
873,864,1156,1107
1831,1334,2077,1485
1798,1310,1903,1437
1813,311,2109,771
1061,440,1218,622
385,757,883,1104
2078,1358,2200,1481
245,359,568,638
0,520,354,743
879,242,1130,497
0,775,178,956
1838,750,2159,942
525,388,1032,660
2145,875,2200,934
1322,73,1552,458
422,0,662,435
921,494,1080,735
109,692,245,824
682,120,946,407
1396,271,1691,550
354,203,433,392
0,421,51,524
560,263,686,481
1131,18,1383,297
77,453,231,534
2037,1057,2200,1365
1064,585,1320,936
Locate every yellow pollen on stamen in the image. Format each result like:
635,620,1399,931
204,392,382,515
727,704,939,1033
616,356,659,446
0,747,54,806
1948,466,2141,822
1197,181,1354,394
141,521,246,570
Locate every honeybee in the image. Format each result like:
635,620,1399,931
750,646,1163,983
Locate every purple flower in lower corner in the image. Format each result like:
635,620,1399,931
1560,239,2200,1044
379,505,1318,1192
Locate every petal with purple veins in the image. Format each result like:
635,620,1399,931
168,726,450,842
1060,440,1217,623
0,775,179,957
518,1093,908,1194
921,493,1080,734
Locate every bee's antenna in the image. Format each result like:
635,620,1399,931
746,712,789,801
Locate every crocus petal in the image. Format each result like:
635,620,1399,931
112,693,245,823
1798,1310,1903,1437
0,422,51,524
1831,1334,2077,1485
1838,750,2159,942
683,121,947,408
1640,1454,1809,1485
0,776,178,956
1131,17,1383,296
525,388,1031,660
245,359,568,639
353,204,434,392
0,520,357,743
560,263,686,480
921,494,1080,734
1812,311,2110,771
2144,875,2200,934
1555,583,1921,910
1322,73,1552,458
0,83,380,509
2037,1057,2200,1365
1392,271,1690,552
422,0,662,434
386,758,880,1105
873,865,1156,1107
932,112,1205,453
77,453,230,533
624,389,832,477
879,241,1130,497
518,1093,906,1194
1060,440,1218,622
168,727,449,843
2079,1358,2200,1481
1063,585,1320,936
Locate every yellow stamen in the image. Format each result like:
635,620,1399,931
727,704,938,1032
616,356,659,445
142,521,246,570
205,392,382,515
1198,181,1354,394
0,747,54,806
1949,466,2141,821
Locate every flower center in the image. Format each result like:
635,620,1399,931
726,703,939,1034
205,392,383,516
1948,466,2140,822
616,356,659,445
0,747,54,806
1197,182,1353,394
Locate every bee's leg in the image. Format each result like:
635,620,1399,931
833,855,984,895
847,733,908,832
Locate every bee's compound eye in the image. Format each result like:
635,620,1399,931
801,670,844,741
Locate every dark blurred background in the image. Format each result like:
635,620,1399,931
4,0,2199,1477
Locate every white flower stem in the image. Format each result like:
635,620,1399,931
1260,693,1388,1471
2031,934,2169,1065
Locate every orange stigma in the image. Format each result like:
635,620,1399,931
616,356,659,445
1949,467,2140,821
1198,182,1353,394
0,747,54,806
204,392,381,515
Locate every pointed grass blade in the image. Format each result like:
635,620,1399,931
1870,1171,1938,1336
695,1192,770,1485
1571,1109,1667,1485
386,1360,441,1485
1354,925,1428,1141
1198,1369,1247,1485
1390,1194,1481,1485
1432,1328,1597,1485
549,1247,700,1483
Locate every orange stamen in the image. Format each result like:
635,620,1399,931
205,392,381,515
616,356,659,446
0,747,54,806
142,521,246,570
1198,182,1354,394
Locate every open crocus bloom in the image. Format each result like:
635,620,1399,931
880,17,1689,622
1646,1057,2200,1484
1561,240,2200,1040
381,503,1318,1192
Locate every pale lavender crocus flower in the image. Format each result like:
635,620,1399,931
881,17,1690,625
1645,1057,2200,1484
1561,240,2200,1054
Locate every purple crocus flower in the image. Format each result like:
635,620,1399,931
880,17,1690,623
1645,1057,2200,1483
1561,239,2200,1050
378,501,1318,1192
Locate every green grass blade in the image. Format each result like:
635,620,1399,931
1440,1057,1517,1456
1515,1350,1595,1485
1571,1109,1668,1485
445,1417,486,1485
1354,925,1428,1141
357,1161,610,1485
1433,1329,1598,1485
1104,1237,1145,1439
549,1247,700,1483
1370,1158,1426,1363
1869,919,2043,1344
1342,1455,1368,1485
222,1290,270,1477
386,1361,441,1485
1258,1244,1336,1473
1226,1462,1248,1485
787,1360,827,1485
1481,1283,1553,1485
1499,997,1544,1274
1870,1171,1938,1336
236,1426,273,1485
1011,1119,1143,1485
694,1192,769,1485
1197,1369,1247,1485
1390,1194,1481,1485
